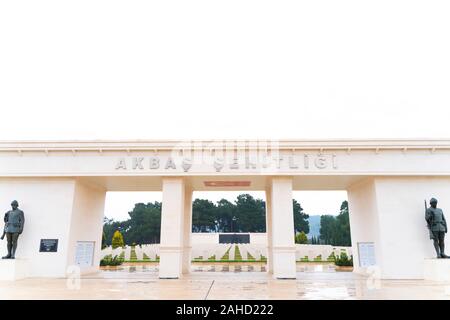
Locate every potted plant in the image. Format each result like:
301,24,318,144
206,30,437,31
334,252,353,271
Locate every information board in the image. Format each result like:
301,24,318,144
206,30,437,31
75,241,95,268
358,242,376,267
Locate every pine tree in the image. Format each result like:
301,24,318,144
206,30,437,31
101,231,107,249
111,230,125,249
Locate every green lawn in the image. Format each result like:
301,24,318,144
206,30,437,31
234,245,242,261
130,246,137,261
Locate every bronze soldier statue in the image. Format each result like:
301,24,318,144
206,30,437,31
425,198,448,258
1,200,25,259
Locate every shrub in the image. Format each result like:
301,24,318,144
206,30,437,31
300,256,309,262
111,230,124,249
295,231,308,244
334,252,353,267
327,252,336,262
100,254,124,266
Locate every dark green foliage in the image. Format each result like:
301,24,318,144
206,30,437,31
100,254,124,266
103,195,310,244
334,252,353,267
233,194,266,232
125,202,162,244
310,235,320,244
103,217,125,247
192,199,217,232
215,199,235,232
293,199,309,234
319,201,351,246
101,232,107,249
103,202,161,246
295,231,308,244
336,201,351,246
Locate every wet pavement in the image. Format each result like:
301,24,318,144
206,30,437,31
1,262,449,300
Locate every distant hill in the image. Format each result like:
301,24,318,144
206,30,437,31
307,215,321,239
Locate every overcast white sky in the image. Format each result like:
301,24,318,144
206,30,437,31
1,1,449,221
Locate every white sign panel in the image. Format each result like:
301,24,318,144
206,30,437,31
75,241,95,268
358,242,376,267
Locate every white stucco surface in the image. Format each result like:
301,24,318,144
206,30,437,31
0,139,449,280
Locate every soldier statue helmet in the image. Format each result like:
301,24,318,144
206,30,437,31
425,197,448,258
1,200,25,259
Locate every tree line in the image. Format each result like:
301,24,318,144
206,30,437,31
103,194,310,246
318,201,351,246
102,194,351,247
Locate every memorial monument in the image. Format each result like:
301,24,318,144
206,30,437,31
1,200,25,259
1,139,450,279
425,198,448,258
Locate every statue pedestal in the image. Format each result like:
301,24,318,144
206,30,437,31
424,258,450,281
0,259,28,281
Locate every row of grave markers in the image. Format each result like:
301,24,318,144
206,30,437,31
101,243,352,262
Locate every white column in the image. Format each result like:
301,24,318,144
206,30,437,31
159,177,185,278
270,177,296,279
347,178,382,277
66,180,106,275
265,186,274,274
182,187,193,274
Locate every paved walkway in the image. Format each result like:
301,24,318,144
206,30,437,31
1,263,449,299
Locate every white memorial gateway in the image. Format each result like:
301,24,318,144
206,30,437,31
0,139,449,280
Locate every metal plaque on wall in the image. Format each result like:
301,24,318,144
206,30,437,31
39,239,58,252
219,233,250,244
